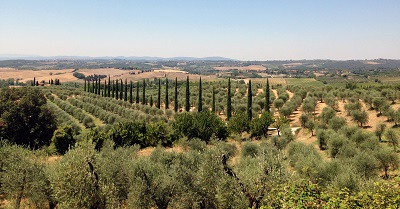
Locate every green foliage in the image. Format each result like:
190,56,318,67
185,76,190,112
249,110,274,139
52,125,76,154
0,87,56,149
173,110,228,142
273,98,284,110
109,122,147,147
374,148,399,179
174,77,178,112
320,106,336,125
227,78,232,119
147,121,174,146
351,110,369,127
228,112,250,134
385,128,399,151
0,144,50,209
247,80,252,120
49,142,104,208
287,142,322,179
198,77,202,111
241,141,259,157
316,129,335,150
328,116,347,131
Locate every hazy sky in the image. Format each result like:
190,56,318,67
1,0,399,60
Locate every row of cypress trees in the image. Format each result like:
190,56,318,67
226,78,270,121
84,76,271,117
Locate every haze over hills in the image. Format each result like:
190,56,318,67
0,54,236,61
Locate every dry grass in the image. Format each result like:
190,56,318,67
214,65,265,71
0,67,76,82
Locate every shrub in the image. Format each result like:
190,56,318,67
52,125,76,154
241,142,259,157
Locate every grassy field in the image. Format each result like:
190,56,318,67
286,78,324,87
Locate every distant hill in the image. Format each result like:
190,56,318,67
0,55,236,61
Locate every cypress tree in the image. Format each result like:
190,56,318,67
124,78,128,101
247,80,252,121
174,77,178,112
266,78,270,112
87,80,90,92
104,80,107,97
112,80,115,98
124,79,128,101
142,79,146,104
212,86,215,113
33,77,36,86
95,79,98,94
120,79,123,100
165,78,169,109
115,80,119,99
108,76,111,97
98,78,101,95
157,79,161,109
150,96,153,107
92,80,95,93
130,81,133,103
185,76,190,112
84,80,86,92
227,78,232,120
136,81,139,103
198,77,202,112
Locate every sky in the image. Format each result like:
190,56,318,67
1,0,400,60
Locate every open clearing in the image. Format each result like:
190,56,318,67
0,68,76,83
214,65,265,71
0,68,219,84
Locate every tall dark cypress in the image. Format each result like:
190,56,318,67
108,76,111,97
123,79,127,101
115,80,119,99
198,77,202,112
104,80,107,97
150,96,153,107
266,78,270,112
84,80,87,92
136,81,140,103
95,79,98,94
185,76,190,112
227,78,232,120
247,80,252,121
165,78,169,109
142,79,146,104
33,77,36,86
98,78,101,95
174,77,178,112
119,79,123,100
112,80,115,98
130,81,133,103
92,80,95,93
212,86,215,113
157,79,161,109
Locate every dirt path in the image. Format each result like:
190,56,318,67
138,146,185,157
289,105,302,127
286,90,294,100
314,101,327,117
360,100,393,131
256,88,264,96
271,89,278,99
